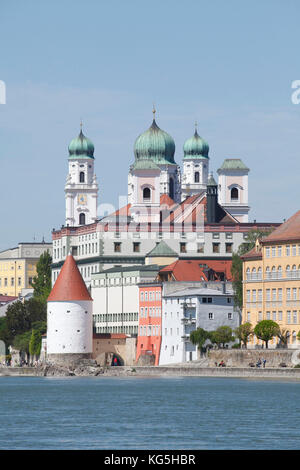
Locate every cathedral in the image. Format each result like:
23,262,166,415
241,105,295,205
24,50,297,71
51,110,275,288
64,109,250,228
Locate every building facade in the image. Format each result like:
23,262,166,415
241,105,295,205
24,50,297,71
159,283,237,365
242,210,300,348
91,265,160,335
51,113,278,288
0,242,52,297
136,282,162,366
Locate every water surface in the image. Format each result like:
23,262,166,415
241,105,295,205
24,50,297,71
0,376,299,449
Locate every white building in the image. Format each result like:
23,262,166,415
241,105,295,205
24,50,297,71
91,264,160,335
159,283,239,365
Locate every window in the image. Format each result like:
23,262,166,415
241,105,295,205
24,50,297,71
79,213,85,225
286,245,290,256
169,177,174,199
292,245,297,256
208,312,214,320
293,311,297,323
197,243,204,253
272,246,276,257
133,242,140,253
266,247,270,258
226,243,233,253
114,242,121,253
194,171,200,183
79,172,85,183
180,243,186,253
231,187,238,200
212,243,220,253
143,187,151,201
278,246,282,257
228,312,232,320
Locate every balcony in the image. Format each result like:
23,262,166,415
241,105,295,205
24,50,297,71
181,317,196,325
181,334,190,342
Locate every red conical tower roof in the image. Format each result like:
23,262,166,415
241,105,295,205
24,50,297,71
48,254,92,302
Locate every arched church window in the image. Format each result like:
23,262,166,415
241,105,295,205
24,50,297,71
194,172,200,183
79,213,86,225
231,187,239,200
80,172,85,183
169,178,174,199
143,187,151,201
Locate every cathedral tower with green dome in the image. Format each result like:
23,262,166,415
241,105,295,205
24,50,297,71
128,109,181,216
65,125,98,227
181,123,210,200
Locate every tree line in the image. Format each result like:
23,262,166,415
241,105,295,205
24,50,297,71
190,320,300,353
0,251,52,363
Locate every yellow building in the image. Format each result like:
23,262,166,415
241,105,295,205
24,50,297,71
242,210,300,349
0,242,52,297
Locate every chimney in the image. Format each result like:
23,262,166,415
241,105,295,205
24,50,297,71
206,172,218,223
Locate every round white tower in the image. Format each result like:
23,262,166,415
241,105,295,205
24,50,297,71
47,253,93,366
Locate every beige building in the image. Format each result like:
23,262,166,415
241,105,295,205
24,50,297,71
242,210,300,348
0,242,52,297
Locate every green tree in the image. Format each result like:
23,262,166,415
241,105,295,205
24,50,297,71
210,326,235,348
5,298,47,347
26,298,47,325
277,328,289,348
31,250,52,303
13,330,32,360
6,301,30,338
231,228,274,308
0,317,13,351
190,328,211,355
234,322,253,349
29,329,42,359
254,320,280,349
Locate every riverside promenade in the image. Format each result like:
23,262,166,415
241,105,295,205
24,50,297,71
1,364,300,379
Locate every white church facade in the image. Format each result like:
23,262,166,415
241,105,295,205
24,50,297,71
51,112,277,289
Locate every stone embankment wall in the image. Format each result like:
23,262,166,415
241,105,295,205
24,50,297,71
207,349,300,368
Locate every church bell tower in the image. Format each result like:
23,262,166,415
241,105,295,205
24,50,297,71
65,124,98,227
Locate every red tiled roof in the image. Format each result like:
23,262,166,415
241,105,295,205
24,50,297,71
241,246,262,260
0,295,18,303
48,254,92,302
159,259,233,281
160,194,176,207
262,210,300,243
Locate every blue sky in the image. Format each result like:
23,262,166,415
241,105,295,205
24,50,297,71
0,0,300,250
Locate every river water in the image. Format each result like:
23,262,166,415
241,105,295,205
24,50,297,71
0,376,299,450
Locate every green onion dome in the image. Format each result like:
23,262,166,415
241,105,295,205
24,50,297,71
183,129,209,159
68,129,94,159
134,119,176,165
